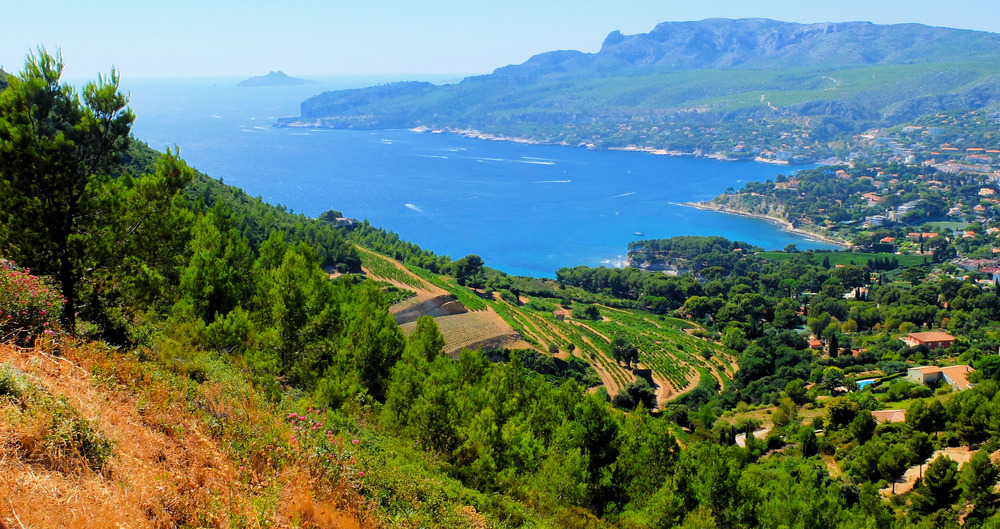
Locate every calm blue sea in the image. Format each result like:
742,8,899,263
119,75,835,278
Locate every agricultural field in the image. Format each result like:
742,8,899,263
359,245,731,406
357,245,525,359
400,309,527,356
356,245,426,289
591,307,733,394
405,264,488,311
485,292,732,405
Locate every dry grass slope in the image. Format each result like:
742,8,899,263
0,341,370,529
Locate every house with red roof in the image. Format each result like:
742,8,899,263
904,331,955,349
906,365,974,391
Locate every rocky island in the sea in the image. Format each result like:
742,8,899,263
237,70,315,87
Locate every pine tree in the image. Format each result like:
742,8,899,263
911,455,960,514
0,49,134,329
961,449,999,505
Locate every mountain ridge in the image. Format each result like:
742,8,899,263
277,19,1000,160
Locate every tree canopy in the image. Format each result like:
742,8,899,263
0,49,135,329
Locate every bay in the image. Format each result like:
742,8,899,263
121,75,835,278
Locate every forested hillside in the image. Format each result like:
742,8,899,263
277,19,1000,161
8,50,1000,528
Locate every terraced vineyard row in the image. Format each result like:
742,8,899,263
517,307,634,391
401,310,521,356
357,247,425,288
488,299,634,392
592,307,730,392
405,265,488,311
486,295,735,398
363,250,730,401
490,301,542,346
562,321,634,391
591,320,692,389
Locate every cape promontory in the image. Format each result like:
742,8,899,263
238,70,315,87
275,18,1000,161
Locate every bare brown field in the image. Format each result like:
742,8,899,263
400,308,524,356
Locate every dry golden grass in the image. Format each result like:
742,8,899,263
0,340,372,529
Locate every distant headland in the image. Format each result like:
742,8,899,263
237,71,315,87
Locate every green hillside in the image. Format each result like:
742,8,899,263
12,46,1000,529
277,19,1000,161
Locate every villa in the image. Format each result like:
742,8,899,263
906,365,975,391
904,331,955,349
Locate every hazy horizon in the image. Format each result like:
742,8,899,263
3,1,999,79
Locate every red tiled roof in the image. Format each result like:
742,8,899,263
941,365,974,391
908,331,955,343
872,409,907,424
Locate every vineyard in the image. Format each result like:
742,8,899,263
406,265,489,311
399,309,526,356
591,307,732,392
356,243,732,405
357,246,425,289
484,294,731,404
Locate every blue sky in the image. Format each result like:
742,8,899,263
3,0,998,79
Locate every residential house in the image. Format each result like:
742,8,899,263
906,365,975,391
904,331,956,349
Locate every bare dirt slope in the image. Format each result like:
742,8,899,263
880,447,976,497
400,308,527,356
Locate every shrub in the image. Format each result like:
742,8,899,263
3,365,114,472
571,304,600,321
0,260,64,344
45,406,114,472
499,289,520,305
0,363,30,399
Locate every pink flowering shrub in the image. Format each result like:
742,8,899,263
286,407,367,488
0,259,65,344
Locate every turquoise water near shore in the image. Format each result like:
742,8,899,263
122,76,835,278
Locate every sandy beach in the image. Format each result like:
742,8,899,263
683,201,850,248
